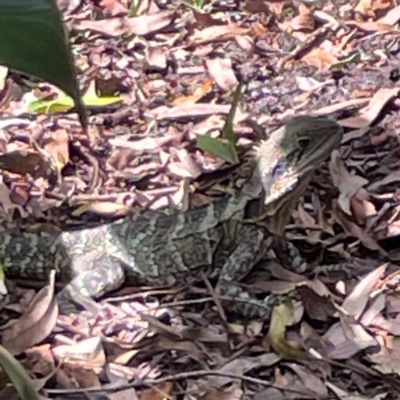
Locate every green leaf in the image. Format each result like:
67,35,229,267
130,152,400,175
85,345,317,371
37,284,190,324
221,82,245,145
28,93,123,114
0,0,86,126
0,345,41,400
196,135,239,164
128,0,141,17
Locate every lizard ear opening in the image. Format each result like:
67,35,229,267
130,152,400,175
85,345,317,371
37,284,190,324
297,136,311,149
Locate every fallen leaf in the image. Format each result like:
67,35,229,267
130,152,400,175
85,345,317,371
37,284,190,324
53,337,105,368
74,10,176,37
329,150,368,215
2,271,58,355
341,264,387,318
302,47,339,71
267,301,306,359
43,129,70,172
204,59,238,92
338,87,400,128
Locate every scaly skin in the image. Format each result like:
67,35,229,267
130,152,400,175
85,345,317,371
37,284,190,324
0,116,343,317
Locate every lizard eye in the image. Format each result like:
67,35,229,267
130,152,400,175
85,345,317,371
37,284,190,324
297,136,311,149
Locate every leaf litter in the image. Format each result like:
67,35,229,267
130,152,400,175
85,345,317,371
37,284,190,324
1,0,400,398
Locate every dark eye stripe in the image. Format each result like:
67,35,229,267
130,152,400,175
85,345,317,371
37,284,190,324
271,160,288,177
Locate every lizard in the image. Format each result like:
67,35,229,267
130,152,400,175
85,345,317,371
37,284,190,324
0,116,343,318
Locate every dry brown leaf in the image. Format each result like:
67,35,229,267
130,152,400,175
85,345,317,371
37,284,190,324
43,128,70,172
0,148,54,179
208,354,281,387
334,206,385,252
302,47,338,71
190,24,249,45
329,150,369,216
244,0,270,13
100,0,128,15
2,271,58,355
205,59,238,93
297,283,337,321
311,98,370,118
171,80,214,106
370,127,395,145
141,382,173,400
192,9,225,29
55,364,101,389
200,385,243,400
354,0,392,18
368,170,400,193
25,344,55,379
338,87,400,128
74,10,176,37
379,4,400,24
300,322,335,356
53,337,105,368
288,4,315,32
341,263,387,318
346,20,394,31
235,34,255,53
360,291,385,326
323,319,377,359
266,0,285,15
71,201,131,218
145,46,168,71
149,103,247,122
350,194,377,227
288,364,329,398
367,337,400,375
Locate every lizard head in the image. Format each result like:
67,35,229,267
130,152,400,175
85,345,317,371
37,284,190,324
253,115,343,234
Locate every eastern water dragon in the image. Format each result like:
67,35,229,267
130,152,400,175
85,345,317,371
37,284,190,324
0,116,343,317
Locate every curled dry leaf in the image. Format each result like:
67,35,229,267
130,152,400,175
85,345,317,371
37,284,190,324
379,4,400,25
0,149,55,180
43,128,70,172
52,337,105,368
367,338,400,375
302,47,339,71
354,0,392,18
235,34,255,53
100,0,128,16
289,4,315,32
267,302,306,359
333,202,385,252
2,271,58,355
244,0,271,13
74,10,176,37
190,25,250,45
140,382,173,400
191,9,226,29
204,58,238,93
171,80,214,106
329,150,368,216
71,201,131,218
341,263,387,319
55,363,101,389
338,87,400,128
145,46,168,71
323,320,377,359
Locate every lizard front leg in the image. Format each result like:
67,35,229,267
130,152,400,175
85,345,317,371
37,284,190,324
216,223,284,318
